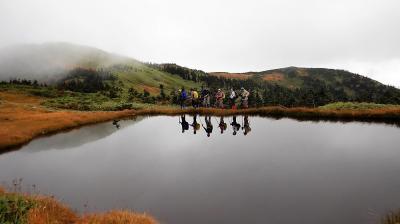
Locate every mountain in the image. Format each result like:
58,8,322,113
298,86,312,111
209,67,400,102
0,43,199,93
1,42,400,107
155,64,400,105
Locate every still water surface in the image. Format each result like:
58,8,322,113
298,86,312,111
1,116,400,224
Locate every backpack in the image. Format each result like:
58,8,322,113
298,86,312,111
193,91,199,99
181,90,187,99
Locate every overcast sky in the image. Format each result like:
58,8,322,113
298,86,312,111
1,0,399,86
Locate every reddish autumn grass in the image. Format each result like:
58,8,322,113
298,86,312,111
262,72,284,81
136,84,160,95
209,72,253,80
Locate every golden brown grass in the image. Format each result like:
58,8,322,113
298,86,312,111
0,187,158,224
27,195,78,224
0,91,134,151
79,211,158,224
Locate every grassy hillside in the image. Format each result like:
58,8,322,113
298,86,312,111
0,43,201,95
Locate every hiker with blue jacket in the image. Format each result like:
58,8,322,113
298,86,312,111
180,87,187,109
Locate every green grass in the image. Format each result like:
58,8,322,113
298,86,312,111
0,194,35,224
115,64,201,94
319,102,400,110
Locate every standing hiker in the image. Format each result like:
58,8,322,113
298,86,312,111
191,88,199,108
214,89,225,108
229,88,237,109
240,87,250,109
201,87,210,108
180,87,187,109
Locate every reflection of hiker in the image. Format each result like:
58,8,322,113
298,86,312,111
240,87,250,109
201,87,210,108
112,120,120,129
202,116,213,137
214,89,225,108
191,115,201,134
179,115,189,133
230,116,241,135
229,88,237,109
191,89,199,108
218,117,227,134
242,115,251,136
180,87,187,109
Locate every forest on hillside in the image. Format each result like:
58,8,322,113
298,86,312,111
148,63,400,107
3,64,400,109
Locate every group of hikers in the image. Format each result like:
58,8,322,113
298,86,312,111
178,87,250,109
179,115,251,137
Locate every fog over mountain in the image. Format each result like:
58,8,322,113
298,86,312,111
0,0,399,86
0,43,138,82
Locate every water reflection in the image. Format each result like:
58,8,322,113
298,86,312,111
243,115,251,135
231,116,241,135
179,115,252,136
112,119,121,129
191,115,200,134
179,115,189,133
218,117,227,134
202,116,213,137
14,117,144,153
2,116,400,224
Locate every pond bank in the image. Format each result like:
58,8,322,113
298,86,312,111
0,186,157,224
1,91,400,152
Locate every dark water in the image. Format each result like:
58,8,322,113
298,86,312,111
1,115,400,224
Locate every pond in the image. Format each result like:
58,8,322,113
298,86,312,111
1,115,400,224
